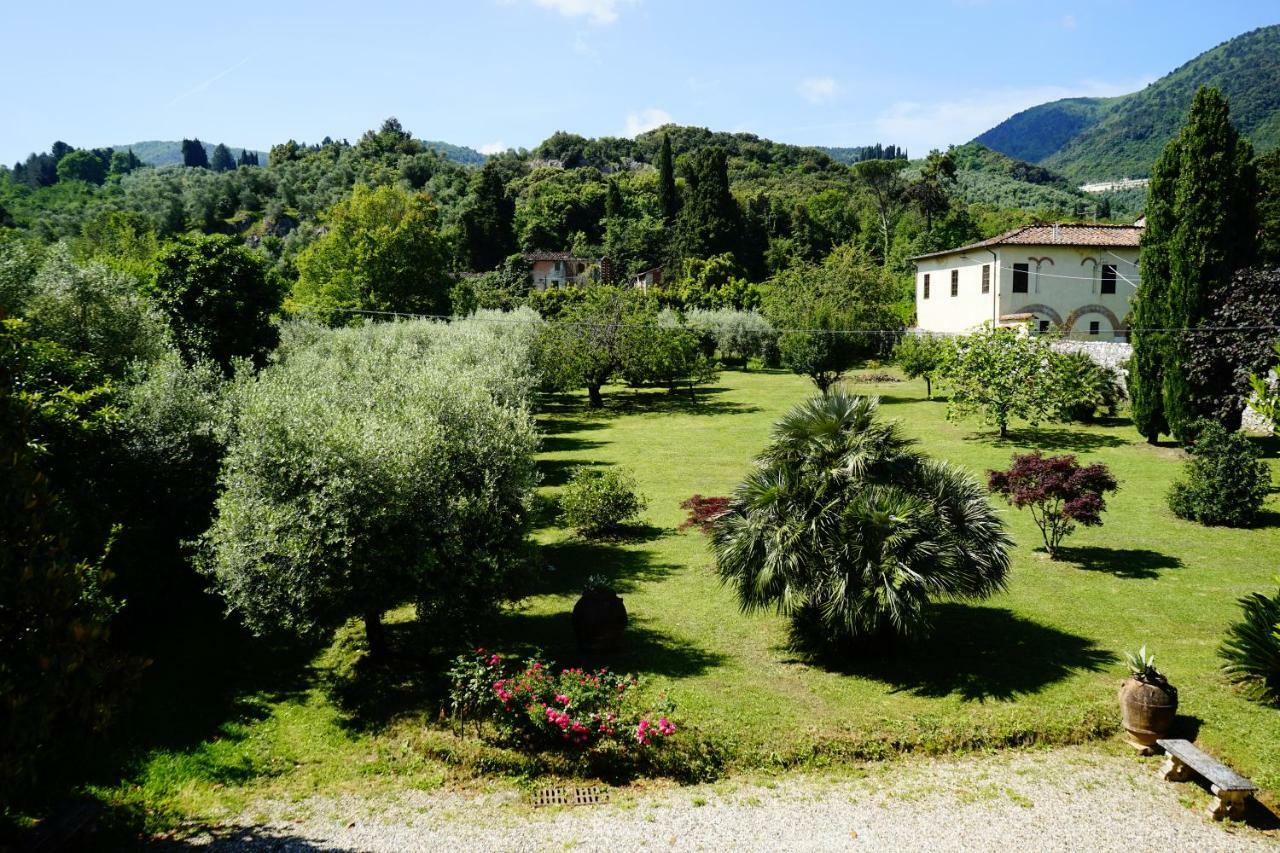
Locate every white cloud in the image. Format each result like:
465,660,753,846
623,108,673,137
871,78,1153,154
514,0,636,25
1060,14,1077,30
798,76,839,105
479,141,508,155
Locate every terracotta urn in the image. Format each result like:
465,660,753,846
1119,677,1178,753
572,588,627,653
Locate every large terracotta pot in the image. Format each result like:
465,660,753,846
572,589,627,653
1119,677,1178,752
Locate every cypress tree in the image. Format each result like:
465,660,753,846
677,146,740,262
1162,87,1257,440
459,160,517,272
1131,139,1179,443
181,138,209,168
1132,87,1258,443
658,132,679,226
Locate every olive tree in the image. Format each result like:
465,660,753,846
940,326,1064,438
200,316,539,656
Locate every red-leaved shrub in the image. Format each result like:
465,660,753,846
679,495,730,533
987,452,1118,558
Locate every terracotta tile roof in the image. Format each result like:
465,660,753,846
523,251,592,262
910,223,1142,261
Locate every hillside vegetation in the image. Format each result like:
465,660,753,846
975,25,1280,181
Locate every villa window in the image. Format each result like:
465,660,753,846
1013,263,1029,293
981,264,990,294
1038,320,1050,333
950,269,958,297
923,273,930,299
1089,320,1101,336
1101,264,1117,294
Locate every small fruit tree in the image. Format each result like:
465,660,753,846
987,452,1118,559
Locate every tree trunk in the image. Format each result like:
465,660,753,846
364,608,388,659
925,375,932,399
587,383,603,408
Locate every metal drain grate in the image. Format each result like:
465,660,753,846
531,785,611,807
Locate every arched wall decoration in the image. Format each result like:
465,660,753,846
1080,257,1099,294
1028,256,1054,294
1063,304,1127,335
1010,303,1064,327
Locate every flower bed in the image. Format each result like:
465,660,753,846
449,649,676,750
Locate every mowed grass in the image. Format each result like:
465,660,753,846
83,367,1280,833
508,367,1280,791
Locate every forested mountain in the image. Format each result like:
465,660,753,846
974,24,1280,181
109,138,485,168
112,140,271,168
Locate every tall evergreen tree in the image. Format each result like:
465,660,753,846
458,160,517,272
1135,87,1257,442
658,132,679,226
180,138,209,168
1131,139,1179,443
677,146,741,262
209,143,236,172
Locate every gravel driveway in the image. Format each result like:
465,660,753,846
167,746,1276,852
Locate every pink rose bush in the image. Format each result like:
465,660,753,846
448,648,676,750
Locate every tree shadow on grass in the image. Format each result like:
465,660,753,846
150,825,351,851
490,610,727,679
815,604,1115,702
1057,546,1183,579
539,387,760,419
540,433,608,455
963,427,1130,452
323,619,452,733
533,537,679,597
537,456,602,487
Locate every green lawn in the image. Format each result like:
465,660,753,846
510,368,1280,790
84,367,1280,832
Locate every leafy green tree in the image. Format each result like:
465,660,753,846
1257,148,1280,267
236,149,260,168
151,233,280,370
619,308,719,397
56,149,110,185
658,132,679,226
677,147,740,262
293,184,453,323
23,243,167,376
1,319,131,800
853,158,908,264
180,138,209,168
200,319,538,655
534,286,645,408
712,393,1010,650
459,160,517,271
893,333,946,398
766,244,900,393
209,143,236,173
1133,87,1257,442
108,148,143,179
903,149,956,232
941,326,1062,438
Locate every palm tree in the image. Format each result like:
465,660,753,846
711,393,1011,651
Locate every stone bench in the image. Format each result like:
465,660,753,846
1157,738,1257,820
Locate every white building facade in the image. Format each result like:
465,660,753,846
911,224,1143,339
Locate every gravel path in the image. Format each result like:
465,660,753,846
167,746,1276,852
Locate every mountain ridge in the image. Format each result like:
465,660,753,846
974,24,1280,182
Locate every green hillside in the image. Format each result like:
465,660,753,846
112,140,270,167
974,24,1280,182
113,138,484,168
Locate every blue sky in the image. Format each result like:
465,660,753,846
3,1,1277,165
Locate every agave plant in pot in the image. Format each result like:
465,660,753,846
572,574,627,654
1119,645,1178,753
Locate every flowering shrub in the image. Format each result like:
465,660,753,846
679,495,730,534
987,452,1118,558
448,649,676,750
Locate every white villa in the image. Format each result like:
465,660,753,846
911,223,1143,339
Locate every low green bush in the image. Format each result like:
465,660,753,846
559,466,646,535
1167,420,1271,527
1220,583,1280,704
1055,351,1124,421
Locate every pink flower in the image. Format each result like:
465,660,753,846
488,654,501,666
555,694,570,706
